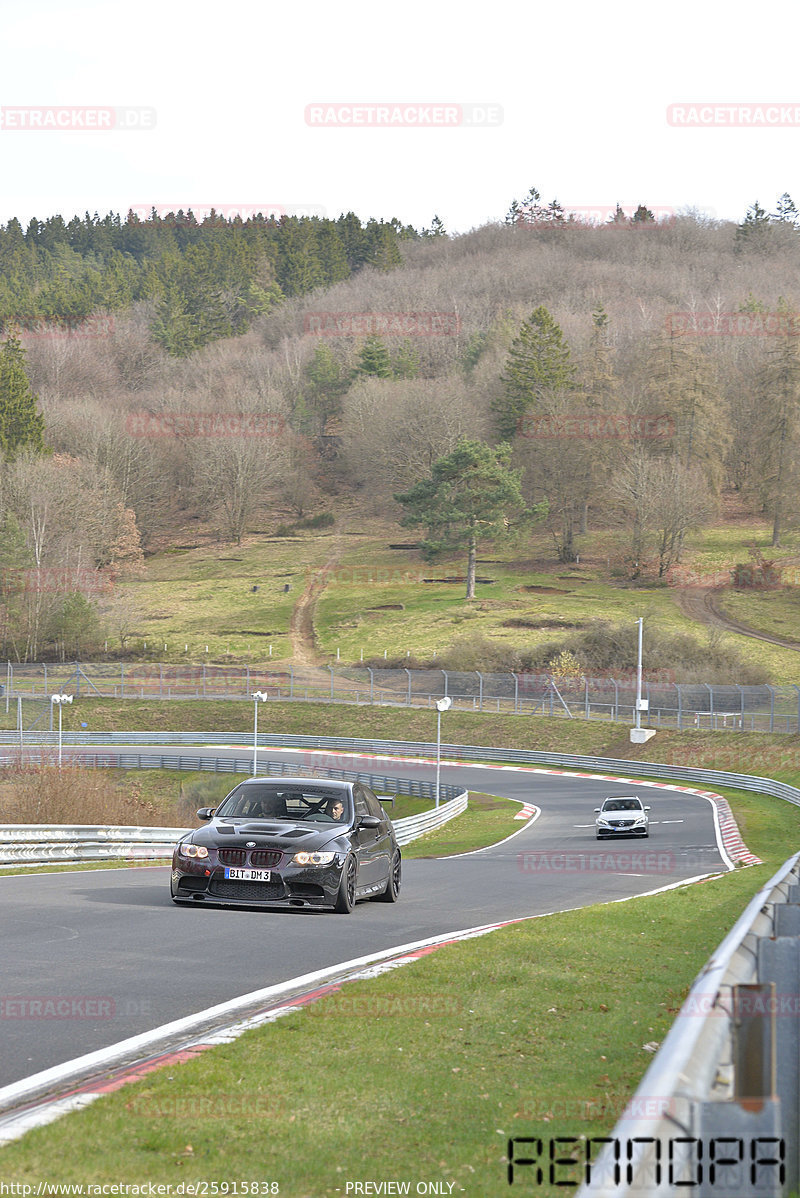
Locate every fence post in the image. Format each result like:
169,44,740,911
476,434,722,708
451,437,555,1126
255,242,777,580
512,673,519,714
368,667,374,704
159,664,163,697
246,665,250,696
442,670,448,699
290,666,294,701
767,684,775,733
675,683,682,729
613,679,619,721
477,671,483,711
584,677,589,719
202,664,206,697
793,685,800,735
121,663,124,697
329,667,335,703
404,668,411,706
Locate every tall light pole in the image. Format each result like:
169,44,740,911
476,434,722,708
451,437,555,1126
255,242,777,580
251,691,268,775
435,696,452,808
50,694,73,768
635,616,643,730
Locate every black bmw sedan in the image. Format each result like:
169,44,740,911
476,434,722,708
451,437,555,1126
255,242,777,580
171,777,401,913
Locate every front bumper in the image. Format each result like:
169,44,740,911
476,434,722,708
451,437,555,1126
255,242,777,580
171,857,344,909
595,822,648,838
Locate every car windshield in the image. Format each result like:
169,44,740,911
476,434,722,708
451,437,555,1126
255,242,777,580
603,799,642,812
214,785,352,823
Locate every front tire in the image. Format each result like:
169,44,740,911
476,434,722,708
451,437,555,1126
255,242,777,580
376,851,401,902
334,855,357,913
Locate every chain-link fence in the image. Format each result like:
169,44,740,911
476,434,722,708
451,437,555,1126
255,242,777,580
3,661,800,733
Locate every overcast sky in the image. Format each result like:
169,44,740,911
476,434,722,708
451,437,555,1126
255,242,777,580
2,0,799,235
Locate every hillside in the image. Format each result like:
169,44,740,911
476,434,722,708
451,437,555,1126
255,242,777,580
1,203,800,669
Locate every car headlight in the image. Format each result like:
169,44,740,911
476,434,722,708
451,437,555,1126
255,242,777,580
179,843,209,859
292,851,336,866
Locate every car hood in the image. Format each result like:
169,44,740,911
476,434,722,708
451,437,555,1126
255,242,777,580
189,821,349,852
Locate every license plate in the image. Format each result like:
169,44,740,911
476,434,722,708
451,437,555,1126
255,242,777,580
224,867,271,881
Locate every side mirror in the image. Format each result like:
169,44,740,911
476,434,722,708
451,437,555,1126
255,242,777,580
644,806,651,811
359,815,382,829
594,808,600,813
196,807,215,820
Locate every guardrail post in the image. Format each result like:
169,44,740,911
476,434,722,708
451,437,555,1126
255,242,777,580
757,933,800,1191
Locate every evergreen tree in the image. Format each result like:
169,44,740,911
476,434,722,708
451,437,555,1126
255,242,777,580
754,324,800,545
392,340,421,379
395,439,537,598
493,306,575,438
735,200,772,250
772,193,799,226
356,336,393,379
0,337,45,458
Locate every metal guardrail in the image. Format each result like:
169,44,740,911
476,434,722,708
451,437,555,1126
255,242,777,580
574,852,800,1198
0,763,469,865
6,732,798,812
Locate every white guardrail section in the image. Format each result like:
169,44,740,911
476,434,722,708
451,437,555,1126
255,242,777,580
0,795,468,866
574,852,800,1198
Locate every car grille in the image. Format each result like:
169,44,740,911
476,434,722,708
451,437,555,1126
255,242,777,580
208,878,287,901
613,820,635,827
218,849,247,866
250,850,282,868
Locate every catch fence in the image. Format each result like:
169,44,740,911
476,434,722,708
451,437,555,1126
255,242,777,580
3,661,800,733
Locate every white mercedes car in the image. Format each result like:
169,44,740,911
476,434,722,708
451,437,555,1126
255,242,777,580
594,795,650,839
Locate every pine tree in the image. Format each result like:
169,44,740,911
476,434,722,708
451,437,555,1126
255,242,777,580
0,336,45,459
735,200,772,251
356,336,393,379
754,327,800,545
394,439,537,599
493,306,575,438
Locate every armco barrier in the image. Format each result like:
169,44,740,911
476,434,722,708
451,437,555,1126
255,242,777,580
0,755,468,863
5,732,800,811
574,852,800,1198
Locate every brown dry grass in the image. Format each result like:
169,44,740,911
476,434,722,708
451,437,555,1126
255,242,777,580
0,762,176,826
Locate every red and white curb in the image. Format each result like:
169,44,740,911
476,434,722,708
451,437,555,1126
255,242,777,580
259,745,762,868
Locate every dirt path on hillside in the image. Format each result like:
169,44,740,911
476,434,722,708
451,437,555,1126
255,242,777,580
674,586,800,653
289,549,340,671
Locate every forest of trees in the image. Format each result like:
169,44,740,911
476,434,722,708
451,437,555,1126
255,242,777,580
1,193,799,659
